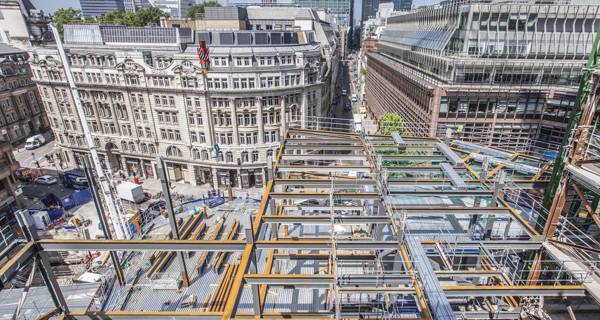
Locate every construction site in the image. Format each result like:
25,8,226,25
1,13,600,320
0,120,599,319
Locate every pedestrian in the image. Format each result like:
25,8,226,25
35,160,40,168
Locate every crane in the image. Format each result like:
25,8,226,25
49,24,130,240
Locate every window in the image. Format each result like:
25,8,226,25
182,77,198,88
235,57,251,67
211,98,229,108
252,151,259,162
150,76,171,87
192,148,201,159
280,55,294,65
212,56,229,67
241,151,249,163
258,56,274,66
166,146,182,157
225,151,233,163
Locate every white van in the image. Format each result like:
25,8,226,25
351,94,358,102
25,134,46,150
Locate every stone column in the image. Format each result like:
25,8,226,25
279,96,287,138
301,91,308,129
230,98,239,145
256,97,264,143
212,167,219,190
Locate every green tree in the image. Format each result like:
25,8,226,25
130,7,168,26
378,113,405,135
100,7,167,26
187,1,222,19
54,8,83,39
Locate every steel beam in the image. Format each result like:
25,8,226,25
276,165,372,173
389,190,494,196
285,139,360,145
393,207,513,216
282,144,365,151
420,240,543,250
379,155,447,161
244,274,333,287
442,285,586,297
283,205,364,211
37,239,246,251
270,192,379,200
275,179,376,187
262,215,391,224
280,154,367,161
0,242,36,287
244,274,412,287
67,311,223,320
254,240,400,250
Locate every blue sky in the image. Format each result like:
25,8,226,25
31,0,442,24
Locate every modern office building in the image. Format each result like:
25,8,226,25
391,0,411,12
362,0,379,21
30,10,339,189
363,0,411,21
0,44,48,145
293,0,352,27
366,0,600,149
80,0,126,17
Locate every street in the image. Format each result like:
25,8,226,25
13,135,60,169
332,52,361,122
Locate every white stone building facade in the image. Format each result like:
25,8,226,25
31,26,334,188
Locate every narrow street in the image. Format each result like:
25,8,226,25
332,53,360,122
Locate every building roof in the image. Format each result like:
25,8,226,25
0,43,25,56
246,6,316,21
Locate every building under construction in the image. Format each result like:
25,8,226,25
0,123,599,319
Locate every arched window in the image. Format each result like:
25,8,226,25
192,148,201,159
167,146,182,157
266,149,273,159
140,143,148,153
121,141,128,151
241,151,248,163
201,149,208,160
252,151,259,162
149,144,156,154
225,151,233,163
129,142,136,152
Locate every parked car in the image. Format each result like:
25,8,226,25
341,89,347,96
35,175,58,185
351,94,358,102
24,134,46,150
59,169,88,189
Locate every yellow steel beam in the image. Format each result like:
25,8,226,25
222,180,274,319
486,164,506,179
497,199,541,237
0,242,35,282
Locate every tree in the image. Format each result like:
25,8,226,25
130,7,168,26
378,113,405,135
54,8,83,39
187,1,222,19
100,7,167,27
